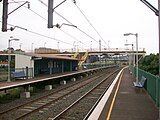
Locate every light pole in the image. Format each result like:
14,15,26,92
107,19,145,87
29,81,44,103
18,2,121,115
124,43,135,73
124,33,138,83
73,41,76,52
99,39,101,52
8,37,19,82
31,43,34,53
124,43,134,66
19,43,22,50
99,39,102,67
108,40,110,50
90,41,92,51
57,41,59,51
44,42,46,48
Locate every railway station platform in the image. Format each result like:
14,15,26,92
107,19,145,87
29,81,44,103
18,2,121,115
0,67,104,91
89,67,159,120
0,71,71,90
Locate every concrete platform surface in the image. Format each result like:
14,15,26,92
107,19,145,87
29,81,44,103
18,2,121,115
102,68,159,120
0,69,94,90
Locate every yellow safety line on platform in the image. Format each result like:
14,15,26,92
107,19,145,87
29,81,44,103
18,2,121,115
106,69,124,120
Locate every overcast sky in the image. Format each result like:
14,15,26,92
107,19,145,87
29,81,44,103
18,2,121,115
0,0,158,54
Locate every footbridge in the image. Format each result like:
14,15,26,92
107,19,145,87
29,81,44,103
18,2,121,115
55,48,146,65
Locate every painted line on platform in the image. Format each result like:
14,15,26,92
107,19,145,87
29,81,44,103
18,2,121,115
106,69,124,120
88,66,127,120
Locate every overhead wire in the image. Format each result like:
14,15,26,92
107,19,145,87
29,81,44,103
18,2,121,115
26,29,72,46
5,0,86,48
72,1,107,46
32,0,90,47
4,0,99,48
7,0,73,46
76,27,98,43
59,28,89,48
37,0,99,43
0,21,73,46
38,0,73,24
11,0,47,21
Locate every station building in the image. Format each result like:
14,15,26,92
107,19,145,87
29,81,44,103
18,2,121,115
0,53,78,78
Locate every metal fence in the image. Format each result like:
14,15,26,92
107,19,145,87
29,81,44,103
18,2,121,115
0,67,34,81
0,68,8,81
131,66,160,107
82,62,116,69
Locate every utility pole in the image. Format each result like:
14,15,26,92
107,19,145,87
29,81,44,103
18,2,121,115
99,39,101,52
158,1,160,119
31,43,34,53
99,39,102,67
1,0,30,32
48,0,67,28
2,0,8,32
57,41,60,51
135,33,138,84
140,0,159,75
124,33,139,84
8,37,19,82
131,44,135,67
158,0,160,80
48,0,54,28
140,0,160,118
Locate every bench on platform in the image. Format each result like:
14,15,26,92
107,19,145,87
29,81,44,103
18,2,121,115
12,71,26,79
133,76,146,88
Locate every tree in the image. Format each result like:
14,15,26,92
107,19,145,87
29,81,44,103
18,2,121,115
139,53,159,75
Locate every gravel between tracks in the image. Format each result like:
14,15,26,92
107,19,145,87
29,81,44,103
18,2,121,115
0,68,117,120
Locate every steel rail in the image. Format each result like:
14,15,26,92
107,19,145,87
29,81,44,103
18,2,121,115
49,69,119,120
0,70,103,115
13,69,113,120
83,69,121,119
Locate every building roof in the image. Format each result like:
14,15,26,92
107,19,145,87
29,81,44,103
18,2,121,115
0,53,78,61
29,53,78,61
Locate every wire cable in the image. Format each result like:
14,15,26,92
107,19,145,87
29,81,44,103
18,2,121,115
59,28,89,47
37,0,73,25
55,13,99,43
37,0,99,43
11,0,47,21
0,21,73,46
26,29,72,46
76,27,98,43
5,0,93,47
73,2,107,45
5,0,101,48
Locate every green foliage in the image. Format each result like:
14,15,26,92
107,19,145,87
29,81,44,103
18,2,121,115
139,53,159,75
0,88,20,104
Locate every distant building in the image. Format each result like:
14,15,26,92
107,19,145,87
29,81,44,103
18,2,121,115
35,47,60,54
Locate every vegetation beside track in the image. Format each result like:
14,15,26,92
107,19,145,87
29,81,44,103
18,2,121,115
139,53,158,76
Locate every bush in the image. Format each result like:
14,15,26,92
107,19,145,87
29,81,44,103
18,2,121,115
0,88,20,104
139,53,159,75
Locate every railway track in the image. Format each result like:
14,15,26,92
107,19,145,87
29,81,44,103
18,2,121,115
0,68,117,120
48,68,119,120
